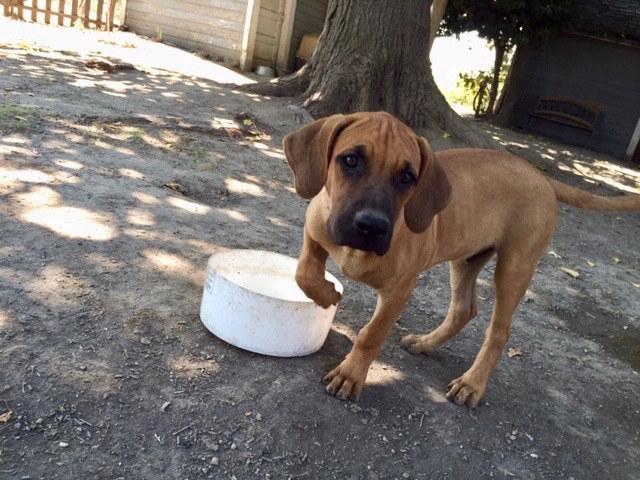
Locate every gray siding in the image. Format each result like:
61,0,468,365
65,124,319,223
510,33,640,159
124,0,247,65
577,0,640,43
289,0,328,71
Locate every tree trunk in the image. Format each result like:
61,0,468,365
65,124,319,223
492,46,522,127
429,0,449,53
243,0,495,148
486,42,506,119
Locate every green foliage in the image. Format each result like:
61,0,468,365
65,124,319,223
459,71,491,116
450,49,514,116
440,1,572,116
440,0,579,49
0,105,41,133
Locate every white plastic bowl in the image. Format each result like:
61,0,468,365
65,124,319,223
200,249,343,357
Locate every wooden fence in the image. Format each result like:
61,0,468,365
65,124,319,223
1,0,118,30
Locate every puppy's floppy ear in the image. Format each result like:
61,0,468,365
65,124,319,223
404,136,452,233
283,114,351,199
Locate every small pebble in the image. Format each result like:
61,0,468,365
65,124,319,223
210,456,219,466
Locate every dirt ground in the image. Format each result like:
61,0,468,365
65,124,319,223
1,19,639,480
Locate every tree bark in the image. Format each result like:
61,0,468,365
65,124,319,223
492,47,522,127
242,0,495,148
429,0,449,53
486,42,506,119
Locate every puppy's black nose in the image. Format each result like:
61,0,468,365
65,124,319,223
354,210,390,237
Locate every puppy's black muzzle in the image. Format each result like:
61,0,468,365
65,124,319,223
354,209,390,238
328,206,393,257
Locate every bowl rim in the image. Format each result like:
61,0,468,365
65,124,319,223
207,249,343,303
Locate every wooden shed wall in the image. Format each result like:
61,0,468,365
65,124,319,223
510,33,640,159
289,0,328,71
254,0,283,67
124,0,247,64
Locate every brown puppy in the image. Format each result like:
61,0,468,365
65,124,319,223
283,111,640,407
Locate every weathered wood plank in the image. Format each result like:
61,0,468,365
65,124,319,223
58,0,66,25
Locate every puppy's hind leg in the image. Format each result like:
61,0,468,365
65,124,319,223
446,252,538,408
400,249,495,354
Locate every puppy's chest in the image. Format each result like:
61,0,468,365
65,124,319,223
328,246,386,288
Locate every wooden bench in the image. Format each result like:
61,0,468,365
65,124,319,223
525,97,600,146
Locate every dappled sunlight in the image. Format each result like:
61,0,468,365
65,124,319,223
17,186,117,241
167,196,211,215
23,206,116,241
267,216,290,228
365,362,406,388
161,91,183,99
0,17,255,86
142,248,198,279
1,136,40,157
126,208,156,227
1,167,55,184
54,158,84,170
225,177,267,197
132,191,162,205
214,116,240,129
559,159,640,194
423,384,449,404
219,209,249,222
479,122,640,195
119,167,145,180
252,142,286,160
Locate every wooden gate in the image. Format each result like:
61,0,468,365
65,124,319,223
1,0,117,31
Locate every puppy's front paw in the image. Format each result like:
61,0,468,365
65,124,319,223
446,373,486,408
299,278,341,309
322,357,369,401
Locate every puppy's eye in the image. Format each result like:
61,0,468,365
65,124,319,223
342,155,358,168
399,171,416,185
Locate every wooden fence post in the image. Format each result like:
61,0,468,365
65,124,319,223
107,0,116,31
45,0,52,24
83,0,90,27
95,0,103,29
71,0,78,26
58,0,66,26
31,0,38,22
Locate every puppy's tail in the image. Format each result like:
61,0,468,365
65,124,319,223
549,178,640,212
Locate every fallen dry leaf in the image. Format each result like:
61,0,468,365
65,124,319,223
548,250,562,259
508,348,523,358
612,256,621,264
587,260,596,267
163,182,188,196
0,410,12,423
632,283,640,288
559,267,580,278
